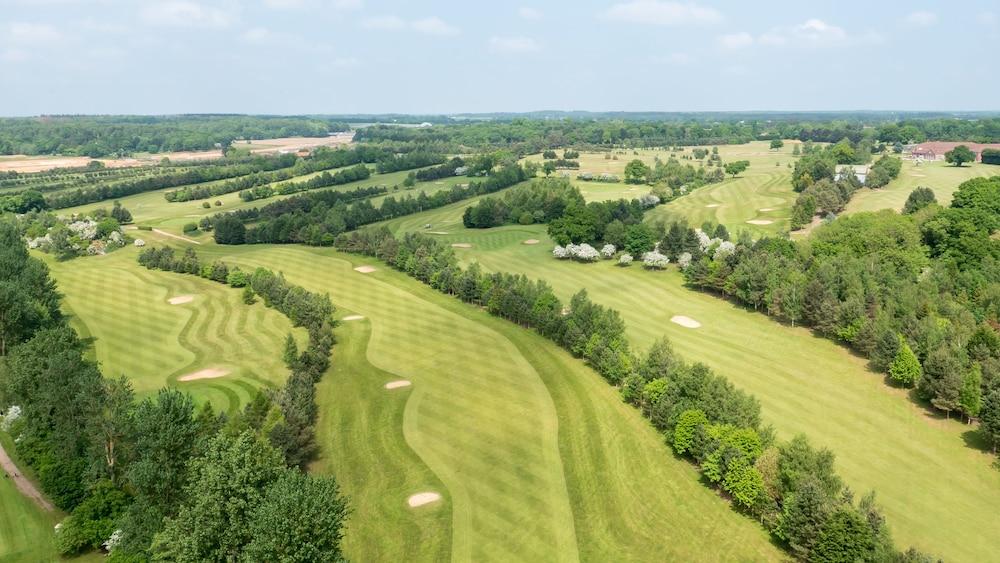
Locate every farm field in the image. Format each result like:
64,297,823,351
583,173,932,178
183,242,782,562
42,246,307,410
377,204,1000,562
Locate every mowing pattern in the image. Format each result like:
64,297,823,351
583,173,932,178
46,249,304,410
0,436,59,563
435,224,1000,561
845,159,998,215
196,244,780,562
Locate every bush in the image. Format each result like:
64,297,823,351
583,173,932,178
55,481,130,555
201,201,211,209
182,223,198,233
136,225,152,231
227,269,250,288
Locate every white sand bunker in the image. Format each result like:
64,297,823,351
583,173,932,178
671,315,702,329
523,239,540,245
451,243,472,248
178,368,230,382
408,492,441,507
342,315,365,321
705,203,721,208
354,266,377,274
758,207,775,212
746,220,773,225
427,231,449,235
385,380,412,390
168,295,194,305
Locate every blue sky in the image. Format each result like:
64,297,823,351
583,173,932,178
0,0,997,115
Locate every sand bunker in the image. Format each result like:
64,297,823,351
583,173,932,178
385,380,412,390
758,207,775,212
523,239,540,245
408,492,441,507
705,203,721,208
746,220,773,225
451,243,472,248
427,231,450,235
178,368,230,382
168,295,194,305
342,315,365,321
671,315,702,329
354,266,377,273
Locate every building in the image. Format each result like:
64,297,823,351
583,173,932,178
907,142,1000,162
834,164,869,184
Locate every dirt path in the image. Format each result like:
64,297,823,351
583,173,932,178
152,229,201,245
0,442,53,511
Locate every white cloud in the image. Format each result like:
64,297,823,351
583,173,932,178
264,0,362,9
793,19,847,43
6,22,63,44
410,17,459,36
1,48,29,63
362,15,459,35
904,11,937,27
603,1,722,26
489,36,540,54
140,2,234,28
518,7,543,20
718,32,753,49
651,52,693,65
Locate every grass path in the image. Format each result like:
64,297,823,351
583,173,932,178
195,243,780,562
377,201,1000,561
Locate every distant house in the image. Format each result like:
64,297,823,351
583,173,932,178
418,122,433,128
834,164,869,184
908,142,1000,162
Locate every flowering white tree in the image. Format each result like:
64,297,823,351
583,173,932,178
677,252,693,269
108,231,125,247
601,244,616,259
574,243,600,261
67,219,98,240
639,194,661,208
1,405,21,431
618,253,634,266
713,240,736,259
696,229,713,251
641,250,670,269
552,245,569,259
103,529,123,552
133,238,146,247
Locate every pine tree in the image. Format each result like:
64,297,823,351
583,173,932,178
888,338,921,387
959,364,982,423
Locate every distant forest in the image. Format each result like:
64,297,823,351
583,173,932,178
0,115,351,157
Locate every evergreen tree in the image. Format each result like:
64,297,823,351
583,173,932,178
888,338,921,387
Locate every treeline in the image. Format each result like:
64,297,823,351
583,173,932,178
239,163,371,202
210,164,531,246
0,115,350,157
790,147,901,229
0,224,347,560
46,153,298,208
685,178,1000,460
333,227,931,561
374,151,445,173
414,156,466,181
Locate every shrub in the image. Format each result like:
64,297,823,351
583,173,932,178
137,225,152,231
202,201,211,209
227,269,250,288
182,223,198,233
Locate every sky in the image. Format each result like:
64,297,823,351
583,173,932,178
0,0,998,115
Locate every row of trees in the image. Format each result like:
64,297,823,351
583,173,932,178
238,163,372,202
332,227,931,561
683,179,1000,455
211,164,531,247
462,177,586,228
0,224,347,560
46,153,298,208
0,115,349,157
414,156,466,181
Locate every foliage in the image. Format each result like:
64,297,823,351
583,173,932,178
902,187,936,214
888,339,921,387
945,145,976,167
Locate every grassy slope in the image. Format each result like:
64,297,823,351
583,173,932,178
43,246,306,410
191,243,780,562
378,202,1000,562
845,159,999,215
0,435,59,563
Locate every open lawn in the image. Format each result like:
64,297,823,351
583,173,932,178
42,245,307,411
377,203,1000,562
187,243,781,562
845,158,999,215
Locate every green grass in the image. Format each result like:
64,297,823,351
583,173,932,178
190,243,781,562
845,159,999,215
43,248,307,411
0,435,59,563
376,205,1000,562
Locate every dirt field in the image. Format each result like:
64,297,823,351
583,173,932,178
0,132,354,173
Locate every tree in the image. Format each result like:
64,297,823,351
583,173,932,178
242,471,349,562
624,159,650,184
980,384,1000,452
624,223,654,255
810,509,875,563
85,376,135,486
792,144,801,156
779,476,830,557
770,139,784,151
888,338,921,387
213,215,246,244
542,161,556,176
673,409,708,454
959,364,982,422
152,432,285,561
724,160,750,178
903,187,936,214
945,145,976,167
110,201,133,224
